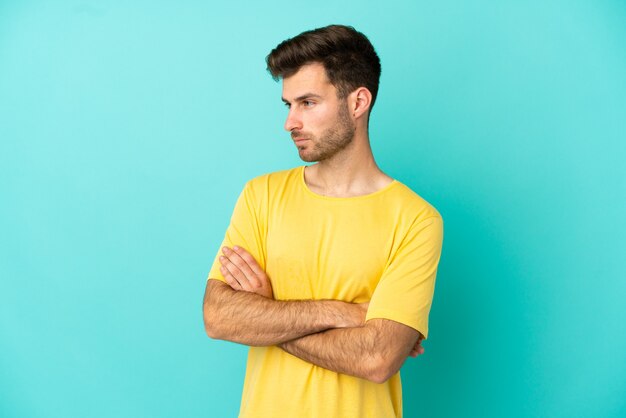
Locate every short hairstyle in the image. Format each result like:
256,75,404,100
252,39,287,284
266,24,382,111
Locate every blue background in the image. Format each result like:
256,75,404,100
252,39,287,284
1,1,625,417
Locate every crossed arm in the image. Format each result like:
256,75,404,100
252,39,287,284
203,245,423,383
203,279,366,346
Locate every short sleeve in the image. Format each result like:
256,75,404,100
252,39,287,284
206,180,267,283
365,215,444,339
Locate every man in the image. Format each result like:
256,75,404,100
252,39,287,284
203,24,443,418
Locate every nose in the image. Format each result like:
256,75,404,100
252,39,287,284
284,108,302,132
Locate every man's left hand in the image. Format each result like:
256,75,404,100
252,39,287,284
219,246,274,299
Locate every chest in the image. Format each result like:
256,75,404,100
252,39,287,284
265,204,395,302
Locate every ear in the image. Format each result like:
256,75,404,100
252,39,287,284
348,87,372,120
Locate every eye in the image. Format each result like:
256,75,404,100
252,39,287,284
283,102,291,109
303,100,315,107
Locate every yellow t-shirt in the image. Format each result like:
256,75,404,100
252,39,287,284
207,166,443,418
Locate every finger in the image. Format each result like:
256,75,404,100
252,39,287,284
220,254,253,291
222,247,261,288
232,247,273,293
224,260,254,292
409,346,424,358
232,246,266,280
220,265,242,290
221,257,254,292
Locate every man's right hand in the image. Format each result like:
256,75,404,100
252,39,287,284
408,335,425,357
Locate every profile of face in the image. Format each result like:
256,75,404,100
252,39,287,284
281,62,356,163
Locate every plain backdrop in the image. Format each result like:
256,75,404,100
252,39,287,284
1,1,625,417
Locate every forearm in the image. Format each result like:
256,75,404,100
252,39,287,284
203,279,362,346
279,320,415,383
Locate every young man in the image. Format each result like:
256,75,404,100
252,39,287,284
203,25,443,418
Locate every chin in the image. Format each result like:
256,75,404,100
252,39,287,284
298,151,318,163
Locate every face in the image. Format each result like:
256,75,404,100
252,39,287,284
281,63,355,162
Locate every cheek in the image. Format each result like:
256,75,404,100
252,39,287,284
307,108,333,129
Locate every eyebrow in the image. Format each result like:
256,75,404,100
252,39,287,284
281,93,323,104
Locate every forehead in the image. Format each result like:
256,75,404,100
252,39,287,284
282,62,336,100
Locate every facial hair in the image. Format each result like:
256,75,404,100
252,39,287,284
298,101,356,163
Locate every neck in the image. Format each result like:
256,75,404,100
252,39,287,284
304,130,393,197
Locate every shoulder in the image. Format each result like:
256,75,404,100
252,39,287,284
232,168,300,219
387,181,443,224
384,183,444,251
238,167,302,205
244,166,301,192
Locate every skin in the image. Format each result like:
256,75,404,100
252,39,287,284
217,246,425,377
281,62,394,197
203,277,367,347
203,62,424,383
284,81,355,163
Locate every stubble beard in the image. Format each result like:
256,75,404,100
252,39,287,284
298,101,356,163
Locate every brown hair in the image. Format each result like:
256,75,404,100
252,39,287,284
266,24,382,111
